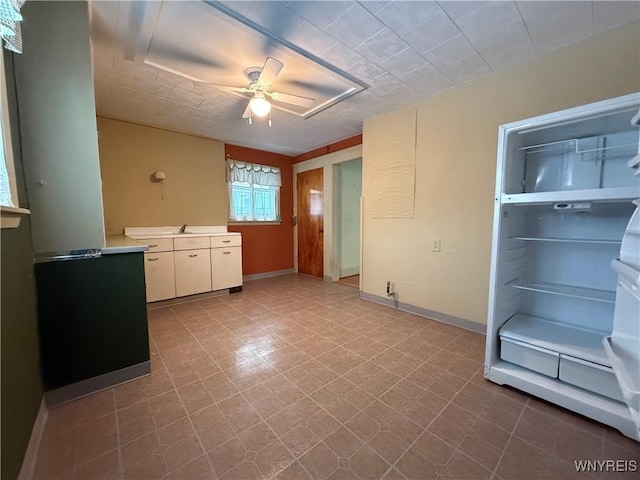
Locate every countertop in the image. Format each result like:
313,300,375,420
103,235,149,255
129,232,241,240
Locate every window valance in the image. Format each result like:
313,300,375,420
227,159,281,187
0,0,25,54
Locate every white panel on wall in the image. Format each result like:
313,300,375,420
367,109,417,218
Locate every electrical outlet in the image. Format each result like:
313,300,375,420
431,237,441,252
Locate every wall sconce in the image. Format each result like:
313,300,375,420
151,171,166,182
151,171,166,199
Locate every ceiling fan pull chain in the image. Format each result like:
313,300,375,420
268,109,272,127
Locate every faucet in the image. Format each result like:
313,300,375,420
179,224,187,233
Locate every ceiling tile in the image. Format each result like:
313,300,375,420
372,0,444,36
167,88,206,108
94,66,133,87
471,20,532,59
216,1,254,18
400,63,454,95
325,3,386,48
528,3,594,54
358,1,391,15
454,1,522,42
113,57,159,82
131,77,172,99
379,47,427,77
320,41,365,72
482,38,537,71
368,72,407,96
593,1,640,33
287,1,352,30
154,70,196,91
355,27,409,64
345,58,387,84
244,1,304,38
516,1,589,28
402,11,461,55
440,52,491,85
437,1,492,21
287,20,337,56
424,34,477,69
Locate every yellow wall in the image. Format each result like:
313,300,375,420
362,21,640,327
98,117,227,234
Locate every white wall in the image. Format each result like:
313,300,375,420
337,159,362,277
14,1,105,253
361,21,640,328
293,145,363,281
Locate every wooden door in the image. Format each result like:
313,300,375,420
297,168,324,277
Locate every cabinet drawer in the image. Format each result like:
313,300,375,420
210,235,241,248
174,236,210,251
144,238,173,253
559,355,623,402
500,337,559,378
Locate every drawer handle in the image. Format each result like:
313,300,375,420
188,254,198,258
147,258,159,262
223,251,231,255
222,240,231,243
149,244,158,248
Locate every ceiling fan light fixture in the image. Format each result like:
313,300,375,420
249,95,271,117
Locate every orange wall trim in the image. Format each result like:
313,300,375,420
225,144,295,276
292,134,362,164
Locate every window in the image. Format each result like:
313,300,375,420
227,160,281,222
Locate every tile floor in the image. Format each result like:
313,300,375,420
33,275,639,480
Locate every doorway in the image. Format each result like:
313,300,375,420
296,167,323,278
336,159,362,287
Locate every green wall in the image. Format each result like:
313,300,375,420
0,52,43,480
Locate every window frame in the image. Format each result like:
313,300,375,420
0,49,29,228
227,180,281,224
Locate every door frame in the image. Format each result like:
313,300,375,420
293,145,363,282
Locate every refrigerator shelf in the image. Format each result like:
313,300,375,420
502,186,640,205
509,236,622,245
506,279,616,303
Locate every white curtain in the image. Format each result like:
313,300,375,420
227,159,281,187
0,0,24,54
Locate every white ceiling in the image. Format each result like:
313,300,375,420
90,1,640,156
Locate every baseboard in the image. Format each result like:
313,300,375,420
44,361,151,408
243,268,294,282
360,291,486,334
323,275,333,282
147,290,229,310
18,398,48,480
339,266,359,278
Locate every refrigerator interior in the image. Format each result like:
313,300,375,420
502,106,640,196
486,94,640,441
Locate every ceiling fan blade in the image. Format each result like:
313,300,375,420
257,57,283,86
241,102,252,119
203,84,251,93
269,91,315,108
144,42,226,83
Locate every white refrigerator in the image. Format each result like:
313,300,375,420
485,93,640,441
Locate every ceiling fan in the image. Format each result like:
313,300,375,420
202,57,316,126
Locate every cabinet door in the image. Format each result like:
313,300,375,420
175,249,212,297
211,246,243,290
144,252,176,302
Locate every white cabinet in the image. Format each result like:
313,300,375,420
174,249,212,297
128,229,243,302
211,246,242,290
143,237,175,302
485,93,640,442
